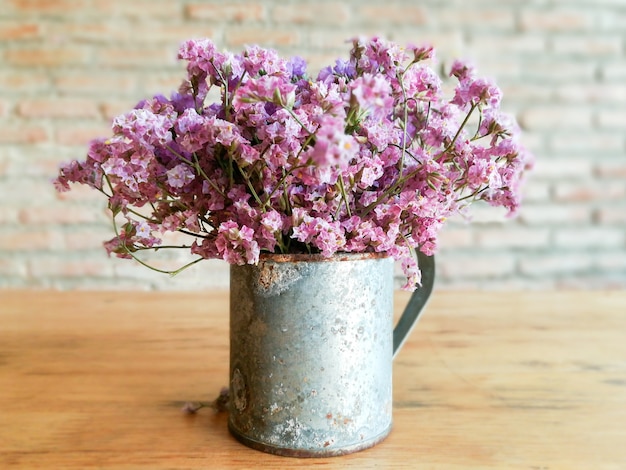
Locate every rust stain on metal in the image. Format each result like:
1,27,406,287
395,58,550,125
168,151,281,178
257,263,277,290
258,252,386,263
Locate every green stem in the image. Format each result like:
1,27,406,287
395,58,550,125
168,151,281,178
165,145,226,198
357,62,423,218
236,162,264,209
438,102,478,160
262,162,310,209
397,69,410,177
360,102,480,217
110,210,205,276
136,245,191,251
285,107,312,136
103,174,206,276
336,175,352,218
455,185,489,203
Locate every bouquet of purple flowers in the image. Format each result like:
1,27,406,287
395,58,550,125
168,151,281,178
55,37,532,289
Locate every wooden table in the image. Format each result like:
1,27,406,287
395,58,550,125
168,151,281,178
1,290,625,469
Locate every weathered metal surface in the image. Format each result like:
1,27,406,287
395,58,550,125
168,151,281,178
228,252,433,457
393,251,435,358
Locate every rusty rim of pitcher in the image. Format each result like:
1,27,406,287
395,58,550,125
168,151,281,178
258,251,389,263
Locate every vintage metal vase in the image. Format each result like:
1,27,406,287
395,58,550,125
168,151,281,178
229,252,434,457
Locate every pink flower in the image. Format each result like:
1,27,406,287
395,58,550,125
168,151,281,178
112,108,174,149
350,73,394,120
292,213,345,257
242,44,289,77
134,221,153,239
166,164,195,189
174,108,211,153
54,37,533,291
261,210,284,233
399,249,421,289
449,59,474,81
408,43,435,62
233,76,296,109
215,221,260,265
307,115,358,184
404,65,442,102
451,66,502,110
313,220,346,257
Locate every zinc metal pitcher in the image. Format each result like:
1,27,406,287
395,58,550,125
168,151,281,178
229,251,435,457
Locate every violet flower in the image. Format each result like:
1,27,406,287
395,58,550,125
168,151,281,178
54,36,533,290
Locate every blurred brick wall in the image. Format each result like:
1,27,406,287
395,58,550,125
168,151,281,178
0,0,624,290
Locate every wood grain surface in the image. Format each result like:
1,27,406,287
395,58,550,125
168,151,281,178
1,290,625,469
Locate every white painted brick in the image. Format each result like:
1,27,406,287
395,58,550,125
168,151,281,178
553,181,626,203
595,251,626,271
555,274,626,290
531,158,594,180
500,83,553,102
595,161,626,178
519,253,595,276
437,226,475,249
518,106,593,131
476,227,551,249
519,9,596,32
468,34,547,55
437,254,517,279
0,257,28,278
597,110,626,130
549,133,624,154
522,60,596,82
1,0,625,291
554,228,624,248
554,83,626,104
519,204,592,225
522,181,552,203
595,206,626,225
602,62,626,80
435,9,516,31
550,35,623,56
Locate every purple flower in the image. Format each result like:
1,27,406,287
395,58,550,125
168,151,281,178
333,59,357,78
287,56,307,78
166,164,195,189
350,73,394,120
408,43,435,62
215,221,260,265
112,108,174,149
306,115,358,184
174,108,211,153
404,65,442,102
53,36,533,291
233,75,296,109
242,44,289,77
449,59,474,81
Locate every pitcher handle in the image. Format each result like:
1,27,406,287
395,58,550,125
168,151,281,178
392,252,435,359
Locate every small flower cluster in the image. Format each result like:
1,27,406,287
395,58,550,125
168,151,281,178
54,37,533,289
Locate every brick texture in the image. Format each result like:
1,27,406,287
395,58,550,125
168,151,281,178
1,0,624,290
